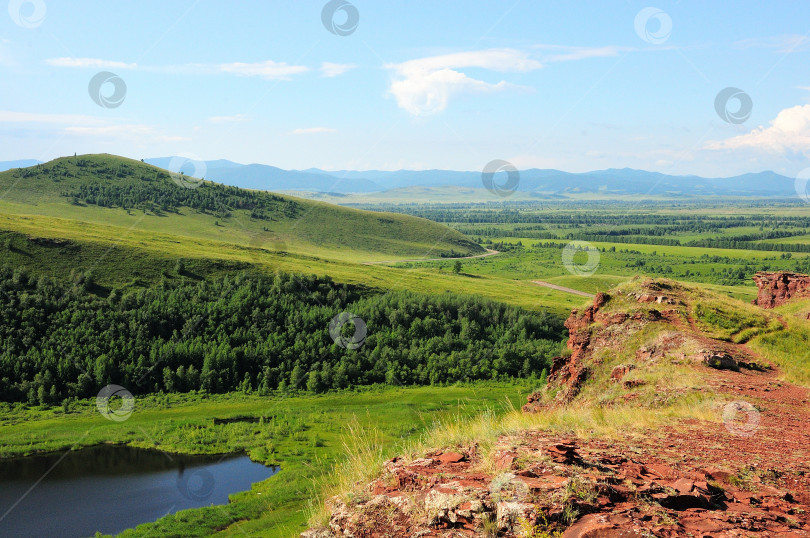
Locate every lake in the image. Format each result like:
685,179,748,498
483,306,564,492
0,445,278,537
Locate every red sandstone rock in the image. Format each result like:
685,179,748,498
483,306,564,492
562,513,643,537
436,451,465,464
493,452,515,470
753,271,810,308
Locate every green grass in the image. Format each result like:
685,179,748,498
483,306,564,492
749,299,810,387
0,154,482,262
0,223,581,315
0,382,532,537
0,156,589,315
692,295,774,342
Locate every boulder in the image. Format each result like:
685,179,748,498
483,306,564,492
700,350,739,371
436,452,465,464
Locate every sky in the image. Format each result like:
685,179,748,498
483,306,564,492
1,0,810,177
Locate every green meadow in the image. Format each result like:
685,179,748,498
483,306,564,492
0,382,531,537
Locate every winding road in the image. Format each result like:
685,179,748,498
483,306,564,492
530,280,595,298
363,248,500,265
363,250,595,299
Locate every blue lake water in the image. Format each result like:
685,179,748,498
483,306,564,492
0,445,278,537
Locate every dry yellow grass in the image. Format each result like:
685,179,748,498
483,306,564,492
307,393,722,529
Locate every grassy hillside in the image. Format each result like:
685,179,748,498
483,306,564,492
0,154,481,262
749,296,810,386
0,155,587,314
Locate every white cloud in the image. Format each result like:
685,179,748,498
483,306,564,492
0,111,187,143
386,49,541,116
207,114,250,124
291,127,337,135
534,44,624,63
386,47,619,116
734,35,810,53
0,110,108,125
321,62,355,77
46,57,309,80
45,57,137,70
393,49,543,75
217,60,309,79
389,70,511,116
706,104,810,155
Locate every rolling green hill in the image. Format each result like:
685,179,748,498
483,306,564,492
0,154,586,313
0,154,481,262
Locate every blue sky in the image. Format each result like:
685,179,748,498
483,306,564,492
1,0,809,176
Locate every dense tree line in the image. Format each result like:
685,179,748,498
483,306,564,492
373,205,810,229
465,226,805,242
62,182,299,221
13,157,300,220
62,170,299,217
466,227,810,253
0,267,564,405
565,230,804,248
683,238,810,253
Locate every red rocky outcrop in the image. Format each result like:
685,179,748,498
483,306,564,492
523,290,669,412
303,431,810,537
304,278,810,537
753,271,810,309
523,293,607,411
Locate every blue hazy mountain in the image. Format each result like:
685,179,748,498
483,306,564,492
145,158,383,193
146,158,795,197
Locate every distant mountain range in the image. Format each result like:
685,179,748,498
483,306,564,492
144,158,796,198
1,157,796,197
144,158,385,194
